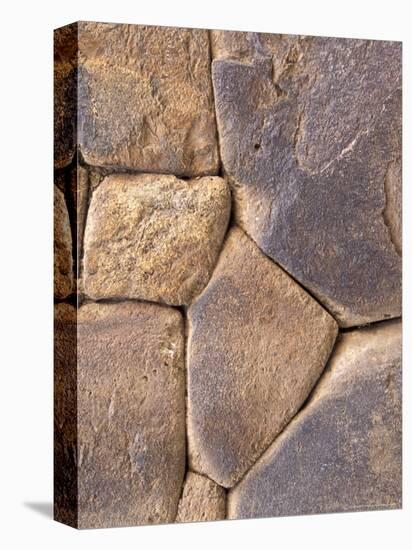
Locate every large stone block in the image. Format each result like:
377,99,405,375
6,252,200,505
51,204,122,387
229,320,402,518
54,301,186,528
212,34,402,327
83,173,230,305
187,227,338,487
77,22,219,175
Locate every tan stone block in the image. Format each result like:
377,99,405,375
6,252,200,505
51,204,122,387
76,301,186,528
83,173,230,305
78,22,219,176
229,320,402,518
187,227,338,487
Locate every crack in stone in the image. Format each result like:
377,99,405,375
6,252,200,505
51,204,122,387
382,159,402,256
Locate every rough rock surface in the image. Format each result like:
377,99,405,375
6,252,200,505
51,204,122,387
71,165,90,262
187,227,338,487
229,320,402,518
54,23,77,169
212,34,402,327
78,22,219,175
175,472,226,523
83,173,230,305
77,301,185,528
54,303,77,527
54,185,73,298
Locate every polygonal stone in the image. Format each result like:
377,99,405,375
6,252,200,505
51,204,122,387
54,185,73,299
83,174,230,305
76,301,186,528
187,227,338,487
78,22,219,176
229,320,402,518
175,472,226,523
212,35,402,327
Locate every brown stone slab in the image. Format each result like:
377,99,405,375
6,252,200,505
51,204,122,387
76,301,186,528
54,301,186,528
228,320,402,518
83,173,230,305
78,22,219,175
187,227,338,487
212,34,402,327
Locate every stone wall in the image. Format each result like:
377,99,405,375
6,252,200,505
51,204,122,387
54,22,402,529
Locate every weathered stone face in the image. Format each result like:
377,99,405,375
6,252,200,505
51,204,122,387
83,173,230,305
54,23,77,169
187,227,338,487
175,472,226,523
212,34,402,327
54,303,77,527
54,185,73,299
228,320,402,518
54,23,403,529
78,22,219,176
77,302,186,528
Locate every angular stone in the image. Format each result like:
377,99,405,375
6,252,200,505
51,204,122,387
83,174,230,305
187,227,338,487
212,35,402,327
76,301,186,528
176,472,226,523
54,23,77,169
54,185,73,299
229,320,402,518
78,22,219,176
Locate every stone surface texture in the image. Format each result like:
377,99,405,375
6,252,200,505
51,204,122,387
229,320,402,518
83,173,230,305
73,165,90,262
187,227,338,487
54,303,77,527
78,22,219,175
212,33,402,327
175,472,226,523
54,185,73,298
54,23,77,169
54,22,402,529
77,301,185,528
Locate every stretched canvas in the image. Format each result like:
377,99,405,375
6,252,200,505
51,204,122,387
54,21,402,529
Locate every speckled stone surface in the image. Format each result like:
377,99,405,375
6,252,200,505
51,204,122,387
212,34,401,327
229,320,402,518
76,302,186,528
176,472,226,523
78,22,220,176
54,23,402,529
187,227,338,487
83,173,230,305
